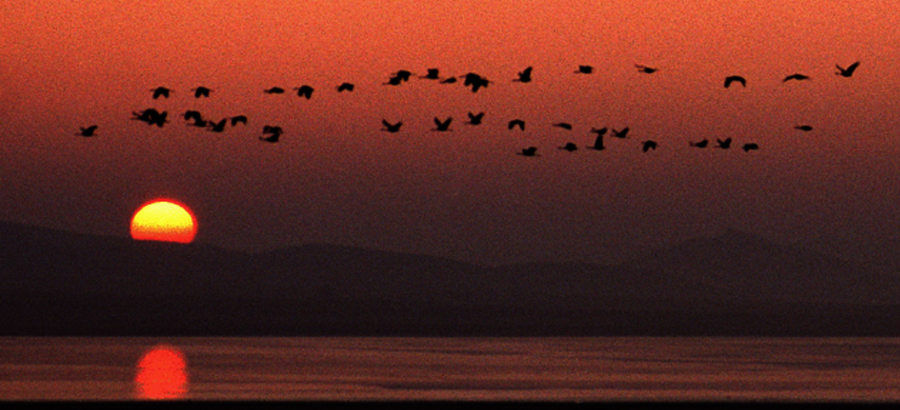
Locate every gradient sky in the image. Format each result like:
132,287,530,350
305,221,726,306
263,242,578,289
2,0,900,267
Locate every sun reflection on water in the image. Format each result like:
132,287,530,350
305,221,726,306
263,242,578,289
134,344,189,399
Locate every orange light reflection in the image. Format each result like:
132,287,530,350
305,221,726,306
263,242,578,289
135,344,189,400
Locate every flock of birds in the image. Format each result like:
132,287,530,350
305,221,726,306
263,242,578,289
77,61,861,156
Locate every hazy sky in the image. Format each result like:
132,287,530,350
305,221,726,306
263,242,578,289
2,0,900,266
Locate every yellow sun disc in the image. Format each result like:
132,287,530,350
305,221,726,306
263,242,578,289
130,200,197,243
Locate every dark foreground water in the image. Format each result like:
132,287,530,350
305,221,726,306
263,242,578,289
2,337,900,401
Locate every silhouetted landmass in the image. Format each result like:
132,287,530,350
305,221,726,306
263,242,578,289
2,221,900,336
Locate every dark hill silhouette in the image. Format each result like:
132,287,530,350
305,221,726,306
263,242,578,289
3,221,900,336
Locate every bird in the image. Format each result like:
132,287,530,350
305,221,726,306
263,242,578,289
465,112,485,125
836,61,860,77
383,75,404,86
131,108,161,123
77,125,98,137
517,147,538,157
783,73,810,82
575,65,593,74
230,115,248,126
587,127,607,150
336,82,355,92
208,118,228,132
715,138,732,149
132,108,168,127
150,111,168,128
392,70,413,81
513,66,533,83
795,125,813,131
558,142,578,152
641,140,658,152
381,119,402,133
611,127,629,138
635,64,658,74
293,85,314,99
461,73,490,92
183,110,203,123
724,75,746,88
260,125,283,142
191,86,211,98
150,87,171,99
264,87,285,94
440,77,458,84
508,119,525,131
432,117,452,131
742,143,759,151
420,68,440,79
552,122,573,130
689,139,709,148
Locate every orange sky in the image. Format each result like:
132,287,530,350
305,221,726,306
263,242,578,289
2,1,900,266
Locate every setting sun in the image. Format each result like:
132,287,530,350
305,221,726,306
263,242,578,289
130,200,197,243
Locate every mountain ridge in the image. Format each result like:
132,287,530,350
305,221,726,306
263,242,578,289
3,220,900,336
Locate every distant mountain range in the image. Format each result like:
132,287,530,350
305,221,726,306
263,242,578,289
3,221,900,336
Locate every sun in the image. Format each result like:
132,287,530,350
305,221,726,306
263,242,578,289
130,199,197,243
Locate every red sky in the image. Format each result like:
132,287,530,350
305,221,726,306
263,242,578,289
2,0,900,266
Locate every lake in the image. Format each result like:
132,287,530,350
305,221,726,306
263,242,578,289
2,337,900,401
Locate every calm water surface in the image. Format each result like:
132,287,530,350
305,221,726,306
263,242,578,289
2,337,900,401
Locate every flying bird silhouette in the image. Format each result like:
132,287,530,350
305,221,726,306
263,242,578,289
230,115,248,126
77,125,98,137
191,86,211,98
641,140,658,152
586,127,607,150
392,70,413,81
460,73,490,92
724,76,746,88
264,87,285,94
508,119,525,131
465,112,485,125
742,143,759,151
795,125,813,131
715,138,732,149
132,108,161,123
836,61,860,77
183,110,203,123
611,127,630,138
783,73,810,82
208,118,228,132
432,117,452,131
517,147,538,157
337,82,355,92
575,65,593,74
151,87,171,99
552,122,573,130
689,139,709,148
420,68,440,79
558,142,578,152
383,75,404,86
381,119,402,133
513,66,533,83
260,125,283,142
635,64,658,74
293,85,314,99
150,111,168,128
